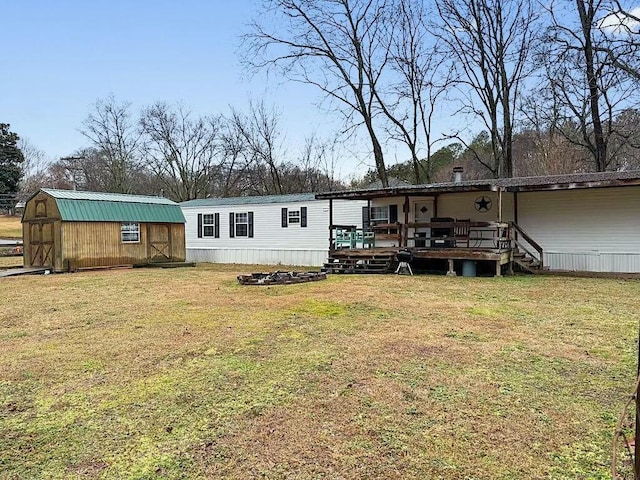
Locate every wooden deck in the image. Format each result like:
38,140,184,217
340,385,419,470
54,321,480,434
325,246,513,276
327,220,547,276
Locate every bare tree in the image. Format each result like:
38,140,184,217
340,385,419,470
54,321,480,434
139,102,223,202
540,0,639,171
374,0,451,183
292,133,343,192
227,101,285,195
244,0,394,186
80,95,142,193
17,139,52,200
435,0,538,178
597,0,640,81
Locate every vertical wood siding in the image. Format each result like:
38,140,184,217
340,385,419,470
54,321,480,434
60,222,186,270
62,222,149,269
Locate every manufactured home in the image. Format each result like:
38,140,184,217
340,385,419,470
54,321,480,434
22,189,186,272
316,171,640,275
181,193,366,266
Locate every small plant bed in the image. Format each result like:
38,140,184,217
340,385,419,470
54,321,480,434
237,270,327,285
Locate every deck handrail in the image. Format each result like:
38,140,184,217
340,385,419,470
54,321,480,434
509,222,544,268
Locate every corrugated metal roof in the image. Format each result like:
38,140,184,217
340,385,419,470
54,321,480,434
39,189,185,223
42,188,177,204
180,193,317,208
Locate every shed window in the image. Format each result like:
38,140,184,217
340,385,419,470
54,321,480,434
121,222,140,243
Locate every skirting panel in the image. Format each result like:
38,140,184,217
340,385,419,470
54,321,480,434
545,251,640,273
186,248,328,267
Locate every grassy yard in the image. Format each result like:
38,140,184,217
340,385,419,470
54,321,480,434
0,265,638,479
0,256,22,268
0,215,22,238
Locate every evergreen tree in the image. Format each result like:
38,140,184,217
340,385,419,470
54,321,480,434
0,123,24,195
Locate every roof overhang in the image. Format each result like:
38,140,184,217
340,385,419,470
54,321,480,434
316,171,640,200
315,182,497,200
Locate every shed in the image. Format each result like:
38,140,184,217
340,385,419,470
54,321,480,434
22,189,186,272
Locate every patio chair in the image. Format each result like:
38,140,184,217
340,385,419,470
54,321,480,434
454,218,471,247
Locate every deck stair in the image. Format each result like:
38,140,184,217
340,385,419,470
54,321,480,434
324,251,395,274
512,248,543,273
509,222,548,274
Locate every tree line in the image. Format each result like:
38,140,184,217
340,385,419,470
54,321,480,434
17,97,345,203
6,0,640,204
245,0,640,185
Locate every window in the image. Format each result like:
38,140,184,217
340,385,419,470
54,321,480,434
121,222,140,243
197,212,219,238
282,207,307,228
370,206,389,224
230,211,254,237
202,214,215,237
235,212,249,237
288,210,300,224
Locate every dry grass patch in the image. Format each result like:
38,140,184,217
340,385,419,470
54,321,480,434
0,266,638,479
0,256,22,268
0,214,22,238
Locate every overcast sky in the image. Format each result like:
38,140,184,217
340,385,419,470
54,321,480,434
2,0,376,180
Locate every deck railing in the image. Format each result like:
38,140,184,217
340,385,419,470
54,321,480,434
331,221,512,251
509,221,544,268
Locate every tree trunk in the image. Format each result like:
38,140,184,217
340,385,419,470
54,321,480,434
576,0,607,171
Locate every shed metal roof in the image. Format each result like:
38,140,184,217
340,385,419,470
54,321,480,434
37,189,185,223
180,193,317,208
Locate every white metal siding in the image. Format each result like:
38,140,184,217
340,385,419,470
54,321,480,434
369,192,514,223
438,191,514,222
519,187,640,272
182,199,365,267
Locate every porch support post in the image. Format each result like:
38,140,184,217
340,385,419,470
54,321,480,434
433,195,439,218
513,191,519,239
495,260,502,277
403,195,410,247
329,199,334,250
446,259,456,276
498,188,503,223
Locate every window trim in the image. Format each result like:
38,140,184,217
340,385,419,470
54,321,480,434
121,222,140,243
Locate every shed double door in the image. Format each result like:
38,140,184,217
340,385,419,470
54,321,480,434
29,222,55,267
148,224,172,262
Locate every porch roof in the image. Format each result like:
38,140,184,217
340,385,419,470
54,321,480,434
315,170,640,200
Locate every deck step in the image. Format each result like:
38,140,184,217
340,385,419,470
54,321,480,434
324,254,394,274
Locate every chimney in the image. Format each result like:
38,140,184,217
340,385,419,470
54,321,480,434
453,166,464,183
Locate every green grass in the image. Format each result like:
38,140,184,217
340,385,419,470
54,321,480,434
0,265,638,479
